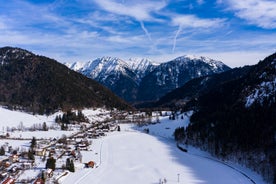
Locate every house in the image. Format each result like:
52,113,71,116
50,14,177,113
35,148,46,157
85,161,95,168
47,169,53,178
1,177,15,184
8,154,18,163
22,162,33,169
4,161,11,168
76,143,88,151
0,158,8,167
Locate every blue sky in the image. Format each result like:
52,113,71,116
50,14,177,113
0,0,275,67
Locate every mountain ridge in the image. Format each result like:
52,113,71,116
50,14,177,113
67,55,230,103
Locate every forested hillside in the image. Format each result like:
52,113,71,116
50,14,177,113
0,47,130,114
183,53,276,183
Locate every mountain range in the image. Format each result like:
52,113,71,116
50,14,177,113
67,55,230,103
0,47,130,114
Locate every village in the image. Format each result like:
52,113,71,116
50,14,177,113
0,109,123,184
0,107,161,184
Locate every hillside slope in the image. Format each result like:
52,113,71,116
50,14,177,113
156,66,251,107
0,47,130,114
176,53,276,183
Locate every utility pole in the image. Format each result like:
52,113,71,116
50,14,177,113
177,173,180,183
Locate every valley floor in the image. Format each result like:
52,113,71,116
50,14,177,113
61,124,265,184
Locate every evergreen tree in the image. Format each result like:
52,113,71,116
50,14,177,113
42,122,48,131
174,127,186,142
66,158,75,172
30,137,37,149
66,158,70,170
46,157,56,170
0,146,5,156
70,159,75,172
61,123,67,130
28,149,35,160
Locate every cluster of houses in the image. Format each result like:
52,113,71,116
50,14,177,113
0,121,119,184
0,143,35,184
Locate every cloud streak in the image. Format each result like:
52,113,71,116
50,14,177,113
172,25,182,53
225,0,276,29
92,0,166,43
171,15,225,53
140,21,152,42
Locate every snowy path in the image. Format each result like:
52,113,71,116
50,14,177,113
61,130,257,184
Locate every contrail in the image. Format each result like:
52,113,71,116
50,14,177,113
140,21,152,42
172,25,182,53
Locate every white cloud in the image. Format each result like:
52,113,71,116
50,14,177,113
92,0,166,21
172,15,225,28
200,51,274,67
226,0,276,29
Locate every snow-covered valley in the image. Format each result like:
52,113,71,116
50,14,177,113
0,108,266,183
61,114,265,184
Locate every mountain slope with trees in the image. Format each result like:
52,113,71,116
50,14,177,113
156,66,251,107
0,47,130,114
163,52,276,183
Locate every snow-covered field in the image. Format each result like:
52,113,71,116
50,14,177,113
0,107,266,183
0,107,60,129
61,115,266,184
0,107,111,139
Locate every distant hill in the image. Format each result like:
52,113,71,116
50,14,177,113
67,55,230,104
0,47,131,114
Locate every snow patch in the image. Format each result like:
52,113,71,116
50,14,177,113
245,77,276,107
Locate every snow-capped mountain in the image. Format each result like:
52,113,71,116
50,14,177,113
127,58,158,82
137,55,231,102
80,57,133,81
156,52,276,109
67,55,230,103
68,57,157,83
67,57,158,102
65,62,85,71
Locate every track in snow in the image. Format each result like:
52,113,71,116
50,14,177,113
62,130,257,184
